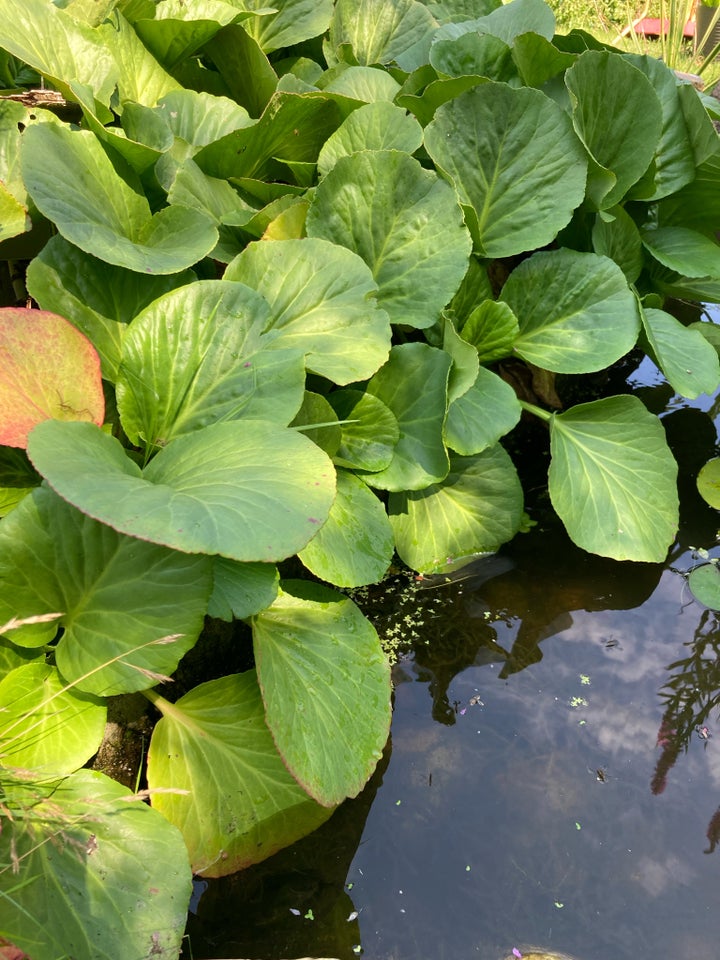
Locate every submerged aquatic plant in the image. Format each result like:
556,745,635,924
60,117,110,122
0,0,719,954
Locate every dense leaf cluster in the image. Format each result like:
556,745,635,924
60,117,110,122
1,0,720,955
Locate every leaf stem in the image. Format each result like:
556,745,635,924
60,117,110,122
519,399,553,423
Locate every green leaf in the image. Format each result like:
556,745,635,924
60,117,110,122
117,280,305,446
98,10,180,106
0,486,212,695
697,458,720,510
430,32,516,83
156,88,254,147
204,23,278,117
565,51,663,209
253,583,391,805
317,101,423,176
2,769,191,960
327,388,399,472
195,91,344,181
321,65,402,102
548,395,679,562
208,558,279,621
424,83,587,258
241,0,334,53
641,226,720,279
298,469,394,586
0,307,104,449
397,73,487,126
443,313,479,403
21,124,217,274
501,249,640,374
621,54,695,201
290,391,341,459
659,154,720,236
389,444,524,573
307,150,471,328
25,235,195,383
365,342,451,491
0,0,117,107
0,183,28,242
460,299,519,364
146,671,334,875
0,662,106,777
0,637,44,682
641,307,720,399
27,420,336,563
688,563,720,609
433,0,555,45
591,206,644,285
225,238,392,383
329,0,436,67
512,31,576,87
444,366,521,455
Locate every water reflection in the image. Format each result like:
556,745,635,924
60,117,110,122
184,372,720,960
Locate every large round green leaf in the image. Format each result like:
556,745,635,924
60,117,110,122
697,458,720,510
208,558,280,621
444,366,522,456
306,150,471,329
424,82,587,258
501,249,640,374
688,563,720,609
548,395,679,562
146,671,334,876
0,485,212,695
327,388,399,473
317,101,423,177
224,238,392,384
21,124,217,274
641,306,720,400
241,0,333,53
565,51,663,209
117,280,305,446
27,419,336,562
0,662,106,777
365,343,451,491
389,444,524,574
298,469,394,586
641,226,720,279
329,0,436,67
1,769,191,960
252,583,392,805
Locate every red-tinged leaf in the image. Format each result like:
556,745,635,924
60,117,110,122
0,308,104,448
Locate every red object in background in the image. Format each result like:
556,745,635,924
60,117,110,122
635,17,695,38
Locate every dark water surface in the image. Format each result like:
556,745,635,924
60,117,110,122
184,354,720,960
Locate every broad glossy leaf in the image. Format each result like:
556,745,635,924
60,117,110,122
167,157,256,235
591,206,643,285
317,101,423,176
208,558,279,620
433,0,555,44
329,0,436,66
321,65,402,102
424,0,499,16
444,366,521,455
253,583,391,805
98,11,180,106
0,637,44,682
502,250,640,374
659,154,720,236
0,485,211,695
2,769,191,960
430,32,516,83
397,74,487,125
365,343,451,491
290,391,341,458
688,563,720,609
298,470,394,586
204,23,278,117
641,226,720,279
0,0,117,106
512,31,576,87
0,662,106,777
549,395,678,562
147,671,334,875
641,307,720,399
156,88,253,146
389,444,523,573
424,83,587,258
26,236,195,382
22,125,217,274
135,0,256,69
60,0,120,26
443,313,479,403
241,0,334,52
307,150,471,328
697,458,720,509
0,308,104,448
0,184,27,242
622,54,695,201
27,420,336,562
117,280,305,446
448,258,493,325
460,299,519,364
195,91,345,181
327,388,399,472
565,51,663,209
225,238,392,383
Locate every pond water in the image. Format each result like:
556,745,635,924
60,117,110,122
183,345,720,960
